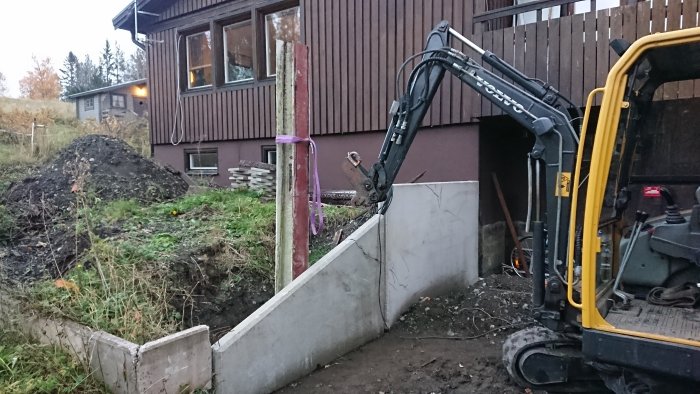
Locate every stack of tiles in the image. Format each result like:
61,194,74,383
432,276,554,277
228,167,251,190
249,166,276,196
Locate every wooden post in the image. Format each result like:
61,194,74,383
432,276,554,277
292,43,310,279
31,119,35,157
274,41,310,293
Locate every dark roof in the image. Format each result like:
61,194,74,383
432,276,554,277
67,79,147,99
113,0,171,32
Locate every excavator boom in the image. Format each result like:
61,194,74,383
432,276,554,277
344,20,578,331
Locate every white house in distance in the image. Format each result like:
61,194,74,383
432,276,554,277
68,79,148,121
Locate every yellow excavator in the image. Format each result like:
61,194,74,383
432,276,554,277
344,20,700,393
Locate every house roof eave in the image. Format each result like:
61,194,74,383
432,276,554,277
113,0,170,33
67,79,148,100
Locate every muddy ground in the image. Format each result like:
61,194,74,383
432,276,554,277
279,275,534,394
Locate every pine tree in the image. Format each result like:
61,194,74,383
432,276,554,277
59,51,80,98
76,54,105,92
99,40,115,85
0,71,7,96
125,48,147,80
114,43,127,84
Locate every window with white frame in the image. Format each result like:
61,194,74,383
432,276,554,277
261,145,276,165
224,21,254,83
264,6,301,77
111,94,126,109
186,149,218,174
84,97,94,111
186,31,213,88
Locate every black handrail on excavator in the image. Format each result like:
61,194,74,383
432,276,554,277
343,20,579,330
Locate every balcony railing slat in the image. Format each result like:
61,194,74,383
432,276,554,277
473,0,582,24
665,0,682,100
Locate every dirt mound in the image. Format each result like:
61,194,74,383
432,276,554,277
1,135,188,282
5,135,187,216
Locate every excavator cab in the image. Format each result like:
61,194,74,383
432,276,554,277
565,28,700,391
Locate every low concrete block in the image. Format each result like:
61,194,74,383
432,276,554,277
89,331,139,394
29,317,94,360
212,216,385,394
137,325,212,393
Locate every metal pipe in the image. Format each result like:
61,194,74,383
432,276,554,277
526,155,533,234
612,211,649,304
532,221,545,307
612,222,640,304
448,27,485,55
131,1,146,50
535,159,541,221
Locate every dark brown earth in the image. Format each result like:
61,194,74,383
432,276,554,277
167,239,275,342
1,135,188,281
279,275,535,394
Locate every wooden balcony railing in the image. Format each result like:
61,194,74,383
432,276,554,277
467,0,700,118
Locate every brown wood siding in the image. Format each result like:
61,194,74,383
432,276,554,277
146,0,700,145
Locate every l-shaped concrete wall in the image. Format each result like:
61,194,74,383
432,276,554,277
212,181,479,393
0,291,212,394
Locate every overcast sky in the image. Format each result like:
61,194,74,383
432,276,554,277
0,1,137,97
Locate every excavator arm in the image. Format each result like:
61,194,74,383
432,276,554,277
344,20,579,330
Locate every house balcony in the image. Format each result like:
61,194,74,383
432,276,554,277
469,0,700,117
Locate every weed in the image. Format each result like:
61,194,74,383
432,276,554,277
101,199,142,223
24,187,359,342
0,328,107,393
30,240,180,343
0,205,15,244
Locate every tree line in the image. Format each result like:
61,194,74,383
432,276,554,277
0,40,146,100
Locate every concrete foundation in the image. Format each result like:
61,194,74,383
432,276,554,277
212,181,479,393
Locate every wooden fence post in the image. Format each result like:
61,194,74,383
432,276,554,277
274,41,310,293
31,119,35,157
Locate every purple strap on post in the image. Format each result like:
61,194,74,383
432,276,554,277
275,135,324,235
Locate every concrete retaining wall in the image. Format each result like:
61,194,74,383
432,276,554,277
383,182,480,324
0,291,211,393
212,216,386,394
212,181,479,393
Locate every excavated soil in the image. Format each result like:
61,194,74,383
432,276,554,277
279,274,535,394
1,135,188,281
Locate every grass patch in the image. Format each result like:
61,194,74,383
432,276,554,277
0,97,73,119
0,328,107,393
25,189,360,342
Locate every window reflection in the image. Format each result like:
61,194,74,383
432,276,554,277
265,7,301,77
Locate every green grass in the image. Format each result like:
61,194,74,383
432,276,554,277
0,329,107,394
27,189,360,342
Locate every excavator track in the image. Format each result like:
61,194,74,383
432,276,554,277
503,326,608,393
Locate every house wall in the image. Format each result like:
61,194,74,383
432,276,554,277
145,0,482,147
153,124,479,190
77,96,100,121
103,86,150,120
143,0,700,146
